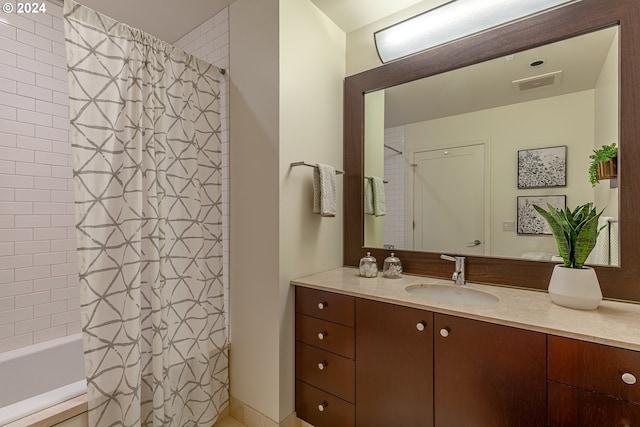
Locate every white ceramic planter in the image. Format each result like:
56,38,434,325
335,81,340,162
548,265,602,310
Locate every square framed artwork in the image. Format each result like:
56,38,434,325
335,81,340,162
517,195,566,235
517,145,567,188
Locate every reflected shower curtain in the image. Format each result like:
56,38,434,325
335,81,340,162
63,1,228,426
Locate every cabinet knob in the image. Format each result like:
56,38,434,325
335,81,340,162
622,372,637,385
318,361,327,370
317,331,327,340
318,401,328,412
440,327,450,338
317,302,328,310
416,322,427,332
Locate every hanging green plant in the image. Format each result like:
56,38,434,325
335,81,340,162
588,143,618,186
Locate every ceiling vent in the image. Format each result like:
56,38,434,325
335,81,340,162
512,70,563,92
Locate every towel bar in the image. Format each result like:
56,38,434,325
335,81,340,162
290,161,344,175
365,176,389,184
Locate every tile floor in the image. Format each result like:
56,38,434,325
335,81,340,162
214,417,246,427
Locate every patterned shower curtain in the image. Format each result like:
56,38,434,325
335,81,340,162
63,1,228,426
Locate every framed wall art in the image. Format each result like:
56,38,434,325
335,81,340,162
517,145,567,188
517,195,566,235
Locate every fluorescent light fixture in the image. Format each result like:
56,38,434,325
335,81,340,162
374,0,576,63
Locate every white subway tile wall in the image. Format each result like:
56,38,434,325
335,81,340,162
0,1,79,352
173,9,230,335
383,127,406,250
0,2,230,352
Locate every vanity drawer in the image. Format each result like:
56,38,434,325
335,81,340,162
296,342,355,403
296,380,355,427
548,381,640,426
296,313,355,358
296,287,355,327
548,335,640,403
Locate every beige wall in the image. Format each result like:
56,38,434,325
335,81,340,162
404,90,595,258
593,30,619,219
279,0,345,420
363,91,385,247
230,0,345,422
229,0,281,420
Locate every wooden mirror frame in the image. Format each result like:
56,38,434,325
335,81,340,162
344,0,640,302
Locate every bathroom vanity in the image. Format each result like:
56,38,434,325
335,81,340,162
292,268,640,427
322,0,640,424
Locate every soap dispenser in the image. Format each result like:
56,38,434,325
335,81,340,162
359,252,378,278
383,253,402,278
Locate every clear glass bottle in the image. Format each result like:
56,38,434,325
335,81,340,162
383,253,403,278
359,252,378,278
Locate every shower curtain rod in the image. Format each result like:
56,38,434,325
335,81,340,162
385,144,403,155
53,0,228,77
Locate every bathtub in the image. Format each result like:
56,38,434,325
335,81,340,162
0,333,86,426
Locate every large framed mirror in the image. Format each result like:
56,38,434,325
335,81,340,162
344,0,640,302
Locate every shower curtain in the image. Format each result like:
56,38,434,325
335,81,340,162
63,1,228,426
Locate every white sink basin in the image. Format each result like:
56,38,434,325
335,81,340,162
405,284,499,306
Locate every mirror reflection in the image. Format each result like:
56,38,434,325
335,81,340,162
364,26,619,266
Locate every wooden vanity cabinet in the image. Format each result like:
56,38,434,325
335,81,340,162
295,287,355,427
294,286,638,427
548,335,640,426
355,298,434,427
434,314,547,427
353,299,546,427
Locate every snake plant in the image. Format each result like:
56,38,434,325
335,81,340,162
533,203,604,269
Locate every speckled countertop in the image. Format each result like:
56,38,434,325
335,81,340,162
291,267,640,352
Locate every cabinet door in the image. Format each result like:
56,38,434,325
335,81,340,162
434,314,546,427
356,298,434,427
548,335,640,402
548,381,640,426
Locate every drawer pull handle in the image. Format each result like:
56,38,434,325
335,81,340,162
318,401,328,412
317,331,327,340
440,327,450,338
416,322,426,332
317,302,328,310
318,361,327,370
622,372,637,385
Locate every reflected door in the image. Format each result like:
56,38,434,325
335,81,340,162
413,144,486,255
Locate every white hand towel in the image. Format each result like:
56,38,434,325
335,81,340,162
372,176,386,217
313,164,337,217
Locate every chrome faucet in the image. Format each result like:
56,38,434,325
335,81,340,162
440,254,466,285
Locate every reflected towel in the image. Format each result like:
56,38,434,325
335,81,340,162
610,220,619,266
371,176,386,217
364,176,386,216
520,252,554,261
313,164,336,217
593,216,612,265
364,178,374,215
